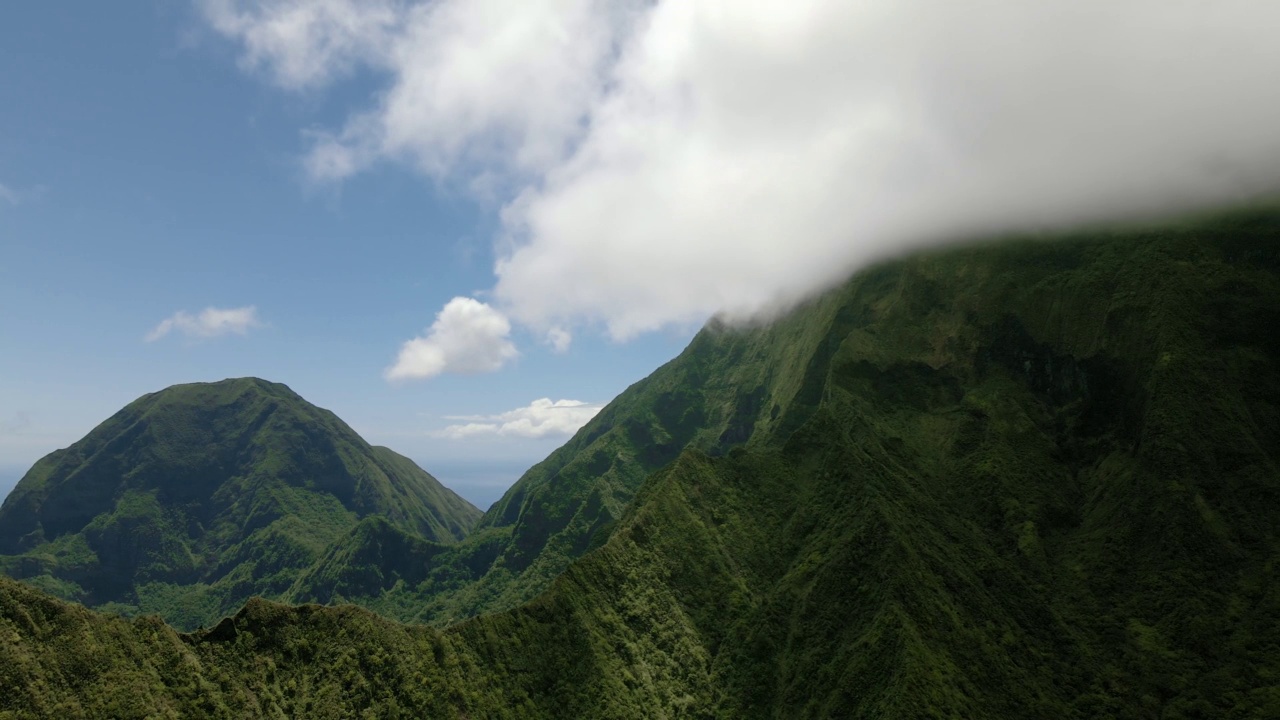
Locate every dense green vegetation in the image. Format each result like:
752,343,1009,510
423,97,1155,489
291,246,874,623
2,206,1279,717
0,378,480,630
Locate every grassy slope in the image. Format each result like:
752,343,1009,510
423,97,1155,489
0,378,480,630
2,207,1279,717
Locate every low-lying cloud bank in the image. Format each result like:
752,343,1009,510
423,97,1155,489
435,398,604,439
203,0,1280,372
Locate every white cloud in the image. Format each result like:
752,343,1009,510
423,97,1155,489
435,398,603,439
310,0,641,182
145,305,262,342
204,0,642,181
207,1,1280,341
545,327,572,353
0,184,17,205
385,296,518,380
199,0,403,90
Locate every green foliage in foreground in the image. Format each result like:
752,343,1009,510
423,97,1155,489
0,378,481,630
3,206,1280,717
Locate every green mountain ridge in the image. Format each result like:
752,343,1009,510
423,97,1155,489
2,206,1280,717
295,269,868,624
0,377,481,629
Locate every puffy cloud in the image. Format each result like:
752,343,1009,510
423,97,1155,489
207,0,1280,340
145,305,261,342
435,398,603,439
204,0,642,181
311,0,642,182
385,297,518,380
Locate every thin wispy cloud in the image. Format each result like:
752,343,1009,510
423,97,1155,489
0,182,45,206
205,1,1280,353
435,398,603,440
385,296,518,380
0,411,32,435
545,327,572,354
145,305,262,342
199,0,403,91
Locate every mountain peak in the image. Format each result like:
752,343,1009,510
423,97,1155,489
0,379,479,628
141,375,301,403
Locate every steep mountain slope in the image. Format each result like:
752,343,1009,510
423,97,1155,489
283,207,1280,642
0,378,480,629
293,271,865,622
2,206,1278,718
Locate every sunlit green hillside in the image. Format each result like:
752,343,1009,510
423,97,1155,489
0,378,480,630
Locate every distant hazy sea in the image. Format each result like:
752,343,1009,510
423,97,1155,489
0,466,22,504
426,460,530,513
0,462,520,512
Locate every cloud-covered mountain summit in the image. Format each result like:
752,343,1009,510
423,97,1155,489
205,0,1280,361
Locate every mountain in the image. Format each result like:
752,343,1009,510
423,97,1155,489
288,262,869,623
2,205,1279,717
0,378,480,629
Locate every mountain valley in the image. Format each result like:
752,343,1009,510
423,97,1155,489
2,206,1279,717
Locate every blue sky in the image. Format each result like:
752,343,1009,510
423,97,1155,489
3,2,1278,509
0,3,693,509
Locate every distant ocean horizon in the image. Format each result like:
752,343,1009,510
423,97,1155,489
0,461,523,513
424,459,531,513
0,466,21,504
